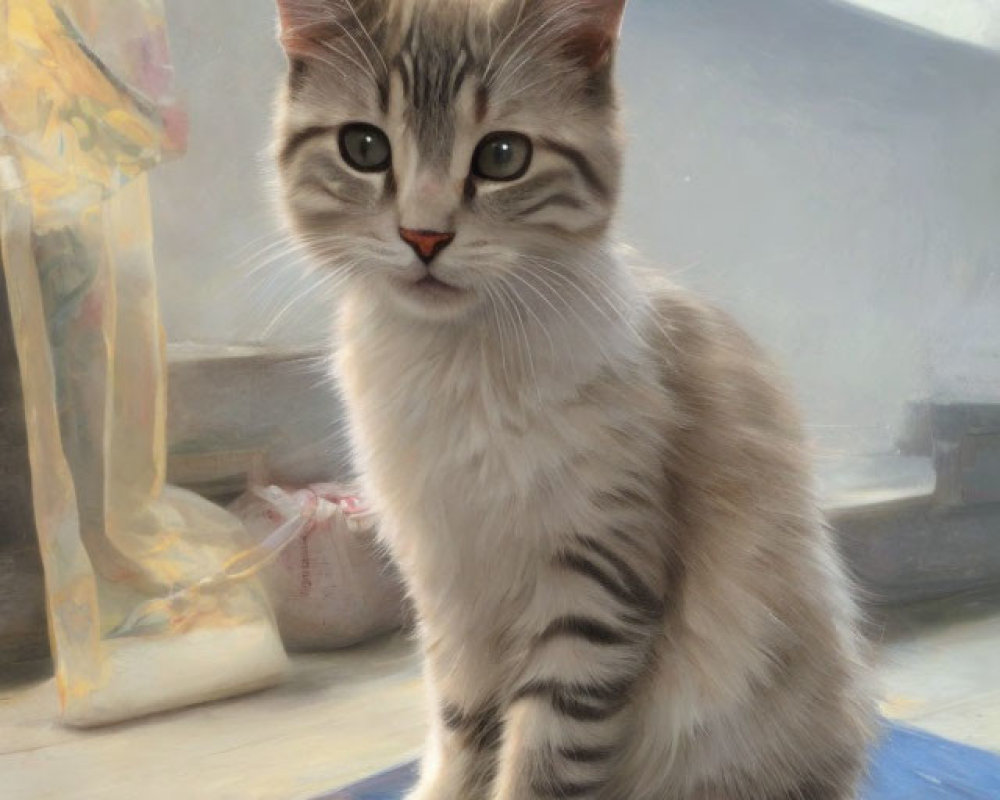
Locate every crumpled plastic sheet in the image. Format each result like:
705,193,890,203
117,485,378,638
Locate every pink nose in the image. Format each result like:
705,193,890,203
399,228,455,263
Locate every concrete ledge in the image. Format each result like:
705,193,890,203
166,346,1000,606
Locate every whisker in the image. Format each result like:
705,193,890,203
340,1,388,76
259,263,358,338
516,263,621,368
482,283,513,389
524,257,648,345
496,277,540,400
502,269,561,366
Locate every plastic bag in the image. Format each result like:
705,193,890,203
233,485,407,651
0,0,286,726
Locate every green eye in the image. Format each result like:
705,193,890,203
472,132,532,182
339,123,391,173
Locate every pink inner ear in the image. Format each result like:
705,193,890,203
570,26,615,70
276,0,311,32
556,0,628,70
276,0,332,55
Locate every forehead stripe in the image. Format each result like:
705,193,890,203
449,47,470,98
475,85,490,123
395,51,413,98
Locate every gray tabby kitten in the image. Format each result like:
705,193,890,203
272,1,875,798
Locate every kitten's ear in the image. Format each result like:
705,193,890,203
276,0,321,53
550,0,628,71
275,0,363,55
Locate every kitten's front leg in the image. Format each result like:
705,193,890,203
407,674,503,799
405,717,494,800
491,535,665,800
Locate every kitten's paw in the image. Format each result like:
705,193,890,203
404,774,464,800
403,784,456,800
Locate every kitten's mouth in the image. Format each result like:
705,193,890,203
407,273,466,298
416,275,457,291
389,271,475,316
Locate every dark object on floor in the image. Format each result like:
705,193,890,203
0,246,48,664
900,400,1000,508
316,723,1000,800
835,398,1000,604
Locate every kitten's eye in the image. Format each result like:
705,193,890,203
472,132,532,182
339,123,391,173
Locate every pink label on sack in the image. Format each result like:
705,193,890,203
234,484,403,648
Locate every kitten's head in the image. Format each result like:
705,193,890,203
274,0,627,322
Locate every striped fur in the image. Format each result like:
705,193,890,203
272,2,876,798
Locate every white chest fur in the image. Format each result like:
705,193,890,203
334,287,669,647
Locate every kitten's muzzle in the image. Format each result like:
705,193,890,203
399,228,455,264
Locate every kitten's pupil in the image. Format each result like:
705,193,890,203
493,142,514,166
358,136,373,158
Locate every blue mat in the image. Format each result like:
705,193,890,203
318,723,1000,799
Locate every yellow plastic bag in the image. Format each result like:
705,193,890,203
0,0,287,726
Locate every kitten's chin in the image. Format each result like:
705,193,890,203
384,274,479,321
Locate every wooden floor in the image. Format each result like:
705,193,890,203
3,591,1000,800
0,635,425,800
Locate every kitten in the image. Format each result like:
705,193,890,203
272,1,876,798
